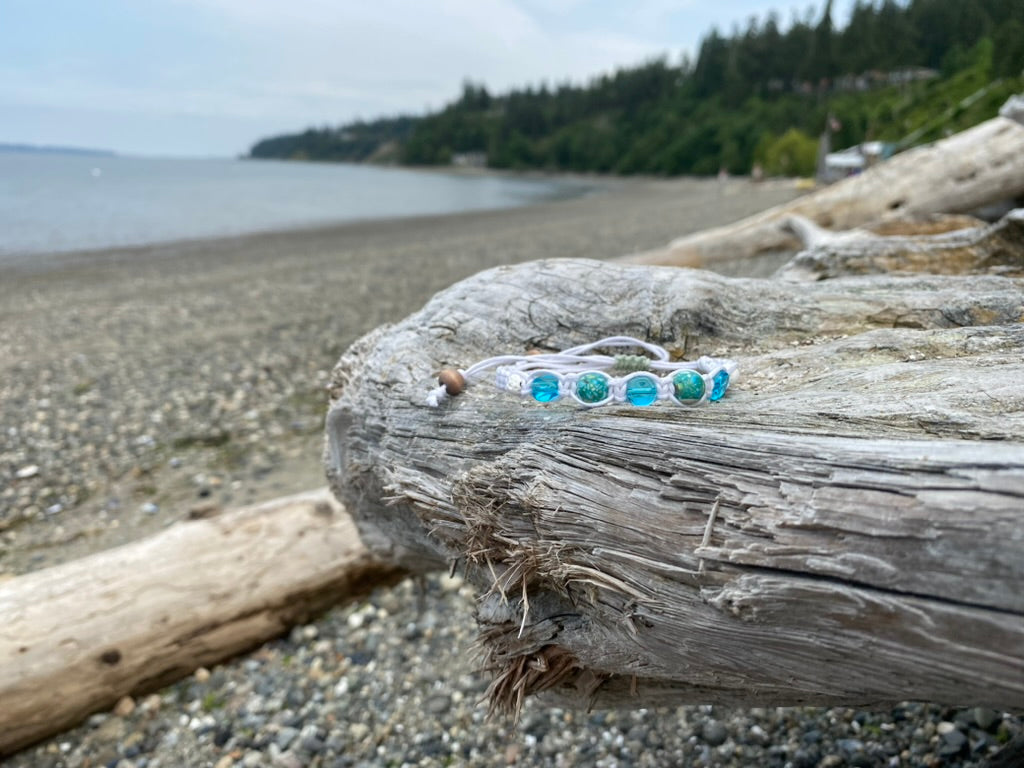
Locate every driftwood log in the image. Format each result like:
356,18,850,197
622,110,1024,268
325,240,1024,713
777,208,1024,281
0,490,402,757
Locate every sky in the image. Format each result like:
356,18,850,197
0,0,854,157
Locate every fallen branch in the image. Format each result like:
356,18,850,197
777,207,1024,280
0,489,403,757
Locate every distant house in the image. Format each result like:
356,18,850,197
834,74,871,92
451,152,487,168
887,67,938,85
822,141,895,183
825,67,939,93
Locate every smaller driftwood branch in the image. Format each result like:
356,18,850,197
778,208,1024,280
0,489,403,757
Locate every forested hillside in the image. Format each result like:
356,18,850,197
250,0,1024,176
249,116,417,163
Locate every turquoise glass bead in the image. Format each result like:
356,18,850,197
530,372,560,402
672,370,705,402
710,370,730,401
625,374,658,406
576,372,610,404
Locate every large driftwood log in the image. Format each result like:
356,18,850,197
0,490,403,757
325,257,1024,713
622,113,1024,268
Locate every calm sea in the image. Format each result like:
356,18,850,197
0,152,589,259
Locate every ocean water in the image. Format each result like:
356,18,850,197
0,152,589,258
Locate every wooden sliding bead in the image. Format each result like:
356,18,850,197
438,369,466,396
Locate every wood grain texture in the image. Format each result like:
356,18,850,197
0,489,403,757
325,257,1024,712
620,115,1024,268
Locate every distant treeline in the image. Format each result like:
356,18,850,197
249,116,418,164
249,0,1024,177
0,142,115,157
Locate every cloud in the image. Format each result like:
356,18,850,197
2,0,850,155
166,0,663,99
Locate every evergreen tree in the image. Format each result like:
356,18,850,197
809,0,837,82
993,18,1024,77
251,0,1023,177
838,1,879,74
693,29,729,97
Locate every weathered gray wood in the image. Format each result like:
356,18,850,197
0,489,403,757
325,258,1024,713
621,113,1024,268
778,208,1024,281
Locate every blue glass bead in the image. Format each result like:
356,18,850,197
710,370,730,401
576,372,610,404
672,370,705,402
625,374,658,406
530,372,560,402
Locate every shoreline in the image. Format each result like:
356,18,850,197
0,158,607,267
0,173,794,275
0,183,605,274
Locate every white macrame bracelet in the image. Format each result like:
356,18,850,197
426,336,737,408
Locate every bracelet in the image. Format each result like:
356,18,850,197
426,336,737,408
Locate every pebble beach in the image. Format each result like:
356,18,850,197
2,176,1021,767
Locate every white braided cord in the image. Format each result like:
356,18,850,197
427,336,736,407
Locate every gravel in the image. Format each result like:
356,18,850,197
11,574,1022,768
3,177,1020,766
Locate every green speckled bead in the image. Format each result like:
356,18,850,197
576,372,610,404
625,374,658,406
672,370,705,402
